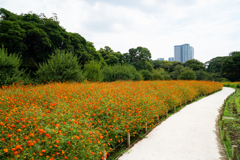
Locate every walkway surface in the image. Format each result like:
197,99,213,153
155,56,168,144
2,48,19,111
119,87,235,160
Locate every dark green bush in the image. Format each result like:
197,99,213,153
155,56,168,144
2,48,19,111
152,70,164,80
140,70,153,80
126,65,143,81
177,70,196,80
0,46,30,86
36,50,86,83
83,61,103,82
236,83,240,88
102,64,134,82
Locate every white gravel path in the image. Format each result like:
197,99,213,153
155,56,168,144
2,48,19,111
119,87,235,160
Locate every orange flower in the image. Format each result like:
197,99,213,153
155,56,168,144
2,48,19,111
4,148,8,153
56,140,59,143
42,149,46,153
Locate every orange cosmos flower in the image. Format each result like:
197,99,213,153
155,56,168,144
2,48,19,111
4,148,8,153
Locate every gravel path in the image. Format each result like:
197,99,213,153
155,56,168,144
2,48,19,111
119,87,235,160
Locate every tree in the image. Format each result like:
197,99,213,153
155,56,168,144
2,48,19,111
0,8,90,75
205,56,227,73
126,46,151,63
221,53,240,81
184,59,205,71
169,61,183,73
98,46,124,65
140,70,153,80
0,46,30,86
177,70,196,80
133,60,154,72
36,49,86,83
170,65,192,80
151,60,173,72
195,70,209,80
83,61,102,82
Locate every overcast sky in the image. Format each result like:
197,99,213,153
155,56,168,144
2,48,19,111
1,0,240,63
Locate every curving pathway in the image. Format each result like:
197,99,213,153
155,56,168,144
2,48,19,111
119,87,235,160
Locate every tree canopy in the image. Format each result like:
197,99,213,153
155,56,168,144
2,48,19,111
0,8,95,73
184,59,205,71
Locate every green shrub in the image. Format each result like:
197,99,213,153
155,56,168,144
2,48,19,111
140,70,153,80
83,61,103,82
177,70,196,80
36,50,86,83
152,70,164,80
0,46,30,86
102,64,134,82
236,83,240,88
126,65,143,81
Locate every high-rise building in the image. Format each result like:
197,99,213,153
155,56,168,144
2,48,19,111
157,58,164,61
174,44,194,63
168,57,174,61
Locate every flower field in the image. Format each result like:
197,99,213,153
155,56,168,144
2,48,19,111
0,80,222,159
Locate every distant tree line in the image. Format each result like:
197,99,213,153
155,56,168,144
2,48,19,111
0,8,239,86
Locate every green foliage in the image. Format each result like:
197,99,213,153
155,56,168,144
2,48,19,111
140,70,153,80
0,8,95,75
195,70,209,80
126,65,143,81
156,68,172,80
133,60,154,72
152,70,164,80
177,70,196,80
206,57,227,73
102,65,135,82
83,61,103,82
126,46,151,63
221,53,240,82
170,65,192,80
0,46,30,86
36,50,86,83
98,46,125,66
152,60,173,72
184,59,205,71
237,83,240,88
169,61,183,73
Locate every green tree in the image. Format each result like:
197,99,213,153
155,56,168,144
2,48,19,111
152,60,173,72
169,61,183,72
221,52,240,81
0,8,91,75
177,70,196,80
195,70,209,80
170,65,192,80
126,46,151,63
98,46,124,65
133,60,154,72
102,64,134,82
0,46,30,86
184,59,205,71
152,70,164,80
205,57,227,73
36,49,86,83
140,70,153,80
83,61,102,82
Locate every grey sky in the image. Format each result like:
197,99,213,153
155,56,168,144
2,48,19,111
1,0,240,63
